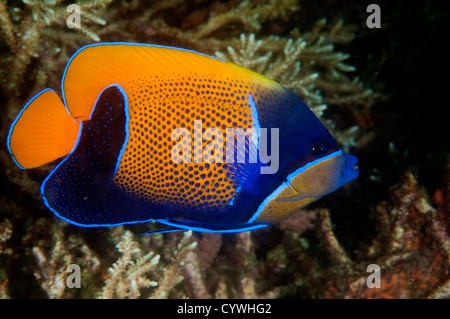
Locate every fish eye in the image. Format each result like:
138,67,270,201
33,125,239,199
310,143,327,158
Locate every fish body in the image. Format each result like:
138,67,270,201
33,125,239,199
7,43,359,233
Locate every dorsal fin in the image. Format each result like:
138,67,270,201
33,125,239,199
62,43,277,121
64,44,218,121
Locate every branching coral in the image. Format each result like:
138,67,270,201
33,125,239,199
32,246,71,299
100,229,197,299
0,219,12,254
0,0,113,99
32,224,101,298
33,226,75,299
319,172,450,299
29,225,198,299
100,230,160,299
181,231,281,299
107,0,300,48
187,0,300,39
0,219,12,299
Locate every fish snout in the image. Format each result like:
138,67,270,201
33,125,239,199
343,153,359,181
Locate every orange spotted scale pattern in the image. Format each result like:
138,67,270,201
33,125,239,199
112,71,263,211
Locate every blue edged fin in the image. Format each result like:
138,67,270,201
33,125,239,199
155,218,269,233
142,226,184,235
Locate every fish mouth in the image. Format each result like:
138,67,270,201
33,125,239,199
344,153,359,181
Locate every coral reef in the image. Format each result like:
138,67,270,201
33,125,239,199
100,229,197,299
0,219,13,298
26,224,198,299
0,0,113,100
320,173,449,298
32,223,102,298
0,0,447,300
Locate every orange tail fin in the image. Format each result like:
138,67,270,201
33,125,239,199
8,89,81,169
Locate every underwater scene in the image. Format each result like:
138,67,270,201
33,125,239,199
0,0,448,300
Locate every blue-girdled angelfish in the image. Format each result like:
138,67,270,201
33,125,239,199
7,43,359,233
